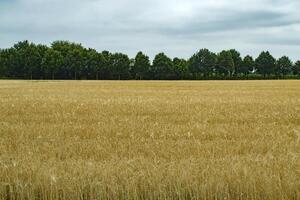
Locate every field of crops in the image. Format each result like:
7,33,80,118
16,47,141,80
0,80,299,200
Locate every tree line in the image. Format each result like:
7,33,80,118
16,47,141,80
0,40,300,80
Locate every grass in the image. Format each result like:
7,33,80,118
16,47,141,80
0,80,299,200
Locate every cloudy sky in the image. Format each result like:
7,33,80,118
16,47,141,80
1,0,300,60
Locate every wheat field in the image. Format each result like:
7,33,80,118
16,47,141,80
0,80,299,200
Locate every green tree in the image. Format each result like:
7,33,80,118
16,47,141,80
0,49,6,77
33,44,49,79
51,41,85,79
216,50,235,77
241,55,255,75
275,56,293,77
255,51,275,78
13,41,28,78
110,53,130,80
85,49,105,80
101,51,112,79
188,49,216,78
13,40,39,79
151,53,174,80
42,49,63,79
229,49,242,76
173,58,189,80
68,48,85,80
0,48,17,78
292,61,300,75
132,51,150,80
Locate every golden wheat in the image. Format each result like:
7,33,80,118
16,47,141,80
0,80,299,200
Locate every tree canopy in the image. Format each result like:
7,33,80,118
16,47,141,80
275,56,293,77
255,51,276,78
188,49,216,78
133,52,150,80
0,40,299,80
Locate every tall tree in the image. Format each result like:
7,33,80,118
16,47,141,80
68,48,85,80
42,49,63,79
173,58,189,80
216,50,235,77
51,41,70,79
85,49,105,80
292,61,300,76
101,51,112,79
275,56,293,77
229,49,242,75
151,53,174,80
255,51,275,78
13,40,36,79
0,48,17,78
51,41,85,79
0,49,6,77
132,51,150,80
110,53,130,80
188,49,216,78
241,55,255,75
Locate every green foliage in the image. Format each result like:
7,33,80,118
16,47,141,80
85,49,105,80
42,49,63,79
51,41,86,79
0,48,16,78
293,61,300,75
275,56,293,77
110,53,130,80
152,53,174,80
173,58,189,80
241,55,255,75
0,40,299,80
255,51,275,77
188,49,216,78
133,52,150,80
13,41,38,79
0,49,5,77
216,50,235,77
229,49,243,75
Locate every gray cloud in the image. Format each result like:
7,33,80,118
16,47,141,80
0,0,300,60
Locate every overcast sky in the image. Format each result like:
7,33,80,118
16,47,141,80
1,0,300,60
